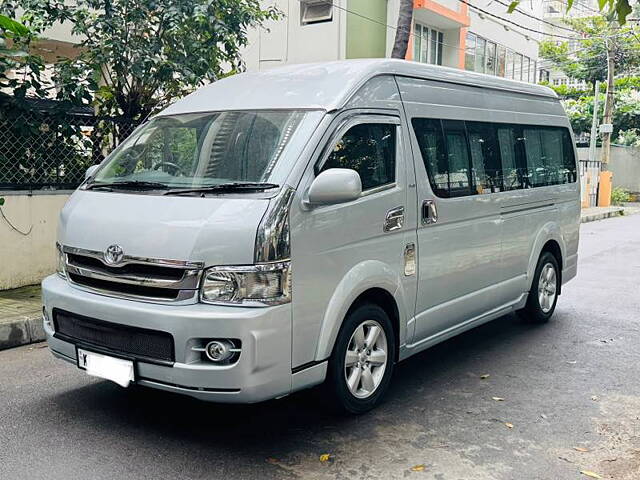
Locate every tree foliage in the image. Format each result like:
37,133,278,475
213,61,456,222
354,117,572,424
509,0,634,24
539,16,640,85
10,0,280,121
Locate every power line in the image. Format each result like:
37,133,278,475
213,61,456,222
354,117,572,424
460,0,577,39
489,0,580,33
303,0,638,80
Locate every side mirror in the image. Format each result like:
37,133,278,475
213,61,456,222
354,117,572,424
307,168,362,206
85,164,100,180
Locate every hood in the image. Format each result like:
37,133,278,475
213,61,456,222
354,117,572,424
59,190,269,266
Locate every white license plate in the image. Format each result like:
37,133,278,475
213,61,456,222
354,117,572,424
77,348,135,388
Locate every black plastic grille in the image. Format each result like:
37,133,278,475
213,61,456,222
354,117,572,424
53,309,174,363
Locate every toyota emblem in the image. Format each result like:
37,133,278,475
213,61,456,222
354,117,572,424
104,244,124,265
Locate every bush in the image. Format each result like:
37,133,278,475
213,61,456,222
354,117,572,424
614,128,640,146
611,187,632,205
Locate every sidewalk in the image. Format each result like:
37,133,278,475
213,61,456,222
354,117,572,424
580,206,625,223
0,285,44,350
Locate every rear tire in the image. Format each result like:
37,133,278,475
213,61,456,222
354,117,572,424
325,303,395,414
519,251,560,323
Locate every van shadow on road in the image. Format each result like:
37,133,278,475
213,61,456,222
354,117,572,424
45,312,551,461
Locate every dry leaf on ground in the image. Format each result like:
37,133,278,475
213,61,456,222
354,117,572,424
319,454,332,462
480,374,490,379
410,464,426,472
492,397,505,401
504,422,514,429
580,470,602,479
573,447,589,452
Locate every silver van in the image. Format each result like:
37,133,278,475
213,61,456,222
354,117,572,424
43,59,580,413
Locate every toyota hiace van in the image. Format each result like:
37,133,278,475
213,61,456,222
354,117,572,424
43,60,580,413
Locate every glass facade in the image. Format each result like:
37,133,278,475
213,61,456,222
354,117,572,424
464,32,537,83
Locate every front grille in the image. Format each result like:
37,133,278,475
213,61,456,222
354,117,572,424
62,246,203,302
53,309,175,363
68,273,180,300
67,253,185,281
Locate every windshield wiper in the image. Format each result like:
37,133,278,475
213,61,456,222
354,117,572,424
163,182,279,196
86,180,171,191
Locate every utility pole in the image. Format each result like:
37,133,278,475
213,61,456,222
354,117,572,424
589,80,600,162
600,33,616,166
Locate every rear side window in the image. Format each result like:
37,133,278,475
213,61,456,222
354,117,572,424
496,126,526,191
412,118,576,198
523,127,576,187
412,118,472,198
467,122,502,194
321,123,396,191
442,120,473,197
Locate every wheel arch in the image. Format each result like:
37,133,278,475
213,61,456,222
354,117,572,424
527,222,566,295
314,260,407,363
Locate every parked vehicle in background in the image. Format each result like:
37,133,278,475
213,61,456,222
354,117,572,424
42,59,580,413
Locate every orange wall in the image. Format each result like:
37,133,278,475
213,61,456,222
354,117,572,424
411,0,470,66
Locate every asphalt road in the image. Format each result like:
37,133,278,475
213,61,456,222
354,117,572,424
1,214,640,480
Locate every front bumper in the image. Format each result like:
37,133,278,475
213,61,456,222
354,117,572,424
42,274,293,403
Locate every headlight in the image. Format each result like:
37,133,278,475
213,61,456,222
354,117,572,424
200,262,291,306
56,243,67,278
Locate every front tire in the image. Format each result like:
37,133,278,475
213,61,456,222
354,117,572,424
325,303,395,414
519,251,560,323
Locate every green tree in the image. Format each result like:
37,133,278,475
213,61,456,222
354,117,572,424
12,0,280,122
539,16,640,85
508,0,634,24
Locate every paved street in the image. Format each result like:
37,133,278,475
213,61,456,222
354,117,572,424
1,214,639,480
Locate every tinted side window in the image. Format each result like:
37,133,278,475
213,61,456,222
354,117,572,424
523,127,577,187
411,118,449,197
413,119,473,198
413,119,576,197
322,123,396,191
442,120,473,197
496,125,527,191
467,122,502,194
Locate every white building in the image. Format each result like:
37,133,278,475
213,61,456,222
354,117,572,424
243,0,543,83
541,0,597,88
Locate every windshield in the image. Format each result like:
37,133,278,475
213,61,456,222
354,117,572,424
91,110,307,189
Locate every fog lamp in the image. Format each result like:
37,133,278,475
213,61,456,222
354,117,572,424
205,340,234,362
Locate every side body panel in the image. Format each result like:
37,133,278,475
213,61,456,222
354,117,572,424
288,76,418,369
396,76,580,352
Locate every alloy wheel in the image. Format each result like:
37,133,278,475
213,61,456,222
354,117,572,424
344,319,388,399
538,262,557,313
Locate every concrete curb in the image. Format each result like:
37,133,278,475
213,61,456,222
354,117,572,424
0,314,45,351
581,207,624,223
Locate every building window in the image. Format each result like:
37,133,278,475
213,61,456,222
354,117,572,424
464,33,535,83
465,32,477,71
505,49,514,79
475,37,486,73
486,41,497,76
300,0,333,25
414,23,444,65
497,45,506,77
514,53,523,81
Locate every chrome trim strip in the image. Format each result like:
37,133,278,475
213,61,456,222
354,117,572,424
62,246,204,269
65,263,200,289
65,276,197,304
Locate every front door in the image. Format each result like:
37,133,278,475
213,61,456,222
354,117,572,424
289,112,417,368
410,118,503,344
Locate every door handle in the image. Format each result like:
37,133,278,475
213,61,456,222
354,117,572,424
384,206,404,232
422,199,438,225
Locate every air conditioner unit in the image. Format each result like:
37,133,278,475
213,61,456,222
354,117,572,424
300,0,333,25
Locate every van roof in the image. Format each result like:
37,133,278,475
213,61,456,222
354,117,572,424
159,59,557,116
